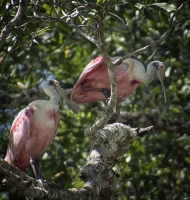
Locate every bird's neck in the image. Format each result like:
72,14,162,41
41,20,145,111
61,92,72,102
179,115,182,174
50,96,61,106
140,65,156,84
47,89,61,106
129,59,156,84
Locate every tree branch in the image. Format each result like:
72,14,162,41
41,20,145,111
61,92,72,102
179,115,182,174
84,16,118,137
0,0,27,50
0,158,68,200
1,123,152,199
112,0,190,65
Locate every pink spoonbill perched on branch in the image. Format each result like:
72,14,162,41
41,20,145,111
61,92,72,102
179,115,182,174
5,80,79,180
71,56,167,122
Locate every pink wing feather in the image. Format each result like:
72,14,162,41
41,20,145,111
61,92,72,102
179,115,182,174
5,107,34,171
71,56,104,103
71,56,128,104
73,56,105,88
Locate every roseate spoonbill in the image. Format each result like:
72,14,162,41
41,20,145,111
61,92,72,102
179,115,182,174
71,56,167,122
5,80,79,180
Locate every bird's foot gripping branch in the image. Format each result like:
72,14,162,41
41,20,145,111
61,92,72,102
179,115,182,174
0,123,153,200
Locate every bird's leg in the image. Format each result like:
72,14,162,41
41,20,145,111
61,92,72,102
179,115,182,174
30,157,43,179
116,100,123,123
82,85,123,122
81,85,110,99
30,157,59,189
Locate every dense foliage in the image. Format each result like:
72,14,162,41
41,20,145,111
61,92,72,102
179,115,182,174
0,0,190,199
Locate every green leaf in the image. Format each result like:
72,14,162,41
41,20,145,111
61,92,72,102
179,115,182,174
43,3,52,15
144,8,159,21
82,0,97,4
80,9,97,26
81,9,96,20
107,11,126,24
149,3,176,12
135,3,144,10
171,107,180,113
8,83,21,90
97,0,106,4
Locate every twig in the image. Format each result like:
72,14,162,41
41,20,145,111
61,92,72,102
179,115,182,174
75,28,99,47
0,0,27,50
112,0,190,65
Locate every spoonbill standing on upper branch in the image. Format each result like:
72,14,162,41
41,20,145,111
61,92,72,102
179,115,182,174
71,56,167,122
5,80,79,180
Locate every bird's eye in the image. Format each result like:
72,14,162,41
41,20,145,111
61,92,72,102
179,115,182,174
159,65,165,71
49,80,57,89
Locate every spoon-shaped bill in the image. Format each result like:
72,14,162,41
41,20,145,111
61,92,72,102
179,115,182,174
53,80,80,114
158,70,167,104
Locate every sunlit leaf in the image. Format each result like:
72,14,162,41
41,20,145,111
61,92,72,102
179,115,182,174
82,0,97,5
135,2,144,10
171,107,180,113
81,9,96,21
149,3,176,12
43,3,52,15
97,0,106,4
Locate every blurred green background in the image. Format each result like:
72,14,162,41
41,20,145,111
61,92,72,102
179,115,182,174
0,0,190,199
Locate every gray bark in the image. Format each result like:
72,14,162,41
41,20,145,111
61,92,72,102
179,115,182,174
0,123,152,200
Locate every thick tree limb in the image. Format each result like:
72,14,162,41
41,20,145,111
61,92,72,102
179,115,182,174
0,158,68,200
0,123,152,199
0,0,27,50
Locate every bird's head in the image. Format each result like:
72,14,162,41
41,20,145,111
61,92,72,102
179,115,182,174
150,61,167,104
43,80,55,87
43,80,58,94
42,80,62,106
